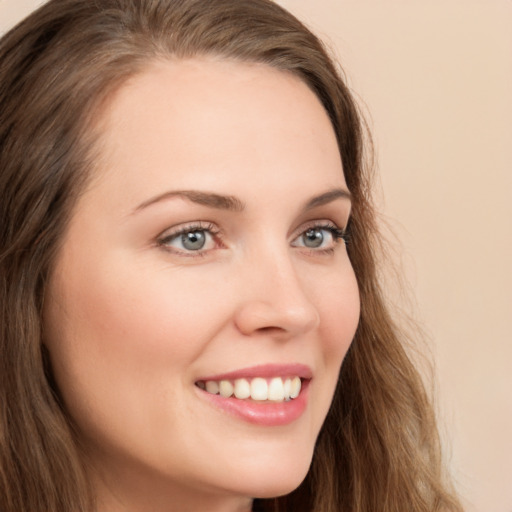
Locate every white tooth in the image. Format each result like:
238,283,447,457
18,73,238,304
234,378,251,399
219,380,234,398
284,378,292,400
205,381,219,394
290,377,301,399
250,377,268,400
268,377,285,401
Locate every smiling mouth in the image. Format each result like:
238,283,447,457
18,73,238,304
195,376,303,402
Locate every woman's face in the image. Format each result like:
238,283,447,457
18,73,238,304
44,59,360,511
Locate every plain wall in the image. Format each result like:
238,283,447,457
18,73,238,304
1,1,511,511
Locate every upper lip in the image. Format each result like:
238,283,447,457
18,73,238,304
196,363,313,382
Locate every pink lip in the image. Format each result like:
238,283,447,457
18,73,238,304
196,363,313,382
195,364,312,427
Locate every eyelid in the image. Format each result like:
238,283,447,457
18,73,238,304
291,219,346,240
290,219,348,253
156,221,222,255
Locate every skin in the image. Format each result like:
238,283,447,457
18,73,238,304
44,58,360,512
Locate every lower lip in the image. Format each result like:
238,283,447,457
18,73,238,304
197,380,310,427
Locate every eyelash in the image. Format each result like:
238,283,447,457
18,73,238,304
157,221,221,257
157,221,348,257
293,222,348,255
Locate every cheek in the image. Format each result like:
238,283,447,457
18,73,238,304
43,258,234,465
316,264,360,361
43,253,247,446
46,257,224,371
306,262,360,420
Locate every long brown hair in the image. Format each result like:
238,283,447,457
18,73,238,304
0,1,462,510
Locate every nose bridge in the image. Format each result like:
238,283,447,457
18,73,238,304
256,247,303,298
234,241,320,337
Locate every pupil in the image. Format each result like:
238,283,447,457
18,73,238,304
182,231,206,250
304,228,323,248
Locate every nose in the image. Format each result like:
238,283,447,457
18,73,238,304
234,253,320,339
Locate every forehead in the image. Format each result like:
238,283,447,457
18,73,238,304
86,58,345,214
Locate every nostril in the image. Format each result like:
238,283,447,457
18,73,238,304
255,326,285,334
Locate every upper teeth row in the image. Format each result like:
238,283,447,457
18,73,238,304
201,376,302,402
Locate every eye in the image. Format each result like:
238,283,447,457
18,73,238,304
291,223,347,251
157,222,219,254
177,230,210,251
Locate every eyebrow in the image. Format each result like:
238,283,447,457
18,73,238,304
132,187,351,214
133,190,245,213
303,188,352,210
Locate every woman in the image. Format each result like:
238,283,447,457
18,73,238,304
0,0,462,511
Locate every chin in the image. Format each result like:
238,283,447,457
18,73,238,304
219,446,313,500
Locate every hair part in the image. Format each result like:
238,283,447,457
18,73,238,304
0,1,462,510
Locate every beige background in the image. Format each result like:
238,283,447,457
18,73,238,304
1,1,511,511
